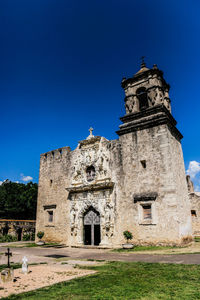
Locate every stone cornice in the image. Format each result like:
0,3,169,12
66,181,114,194
79,136,101,147
121,68,170,90
133,192,158,203
116,105,183,141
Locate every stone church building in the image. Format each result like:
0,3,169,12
36,62,193,247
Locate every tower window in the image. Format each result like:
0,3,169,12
48,211,53,222
141,160,146,169
142,205,152,220
191,210,197,217
50,179,53,186
86,166,95,182
136,87,149,111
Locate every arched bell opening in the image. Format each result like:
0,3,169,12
136,87,149,111
83,207,100,246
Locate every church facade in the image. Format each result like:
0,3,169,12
36,62,192,247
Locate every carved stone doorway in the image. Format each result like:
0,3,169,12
83,208,100,246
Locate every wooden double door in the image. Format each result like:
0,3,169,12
84,209,100,246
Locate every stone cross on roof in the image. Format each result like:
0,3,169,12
89,127,93,135
87,127,94,140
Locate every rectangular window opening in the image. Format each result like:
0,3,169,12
141,160,146,169
143,205,152,220
191,210,197,217
48,211,53,222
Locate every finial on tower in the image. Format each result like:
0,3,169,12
140,56,146,68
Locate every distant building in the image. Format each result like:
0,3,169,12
186,175,200,236
36,62,193,247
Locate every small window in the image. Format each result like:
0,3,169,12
141,160,146,168
59,149,62,155
50,179,53,186
48,211,53,222
143,205,152,219
191,210,197,217
86,166,95,182
52,151,54,158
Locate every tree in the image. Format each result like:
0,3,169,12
0,181,38,220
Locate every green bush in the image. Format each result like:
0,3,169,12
0,234,17,243
37,231,44,240
31,232,35,241
123,230,133,242
22,233,31,241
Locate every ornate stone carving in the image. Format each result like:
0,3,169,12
125,96,134,114
69,186,114,245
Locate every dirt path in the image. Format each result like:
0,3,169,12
1,243,200,265
0,263,96,299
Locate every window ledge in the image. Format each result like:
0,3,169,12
139,221,156,226
45,225,55,227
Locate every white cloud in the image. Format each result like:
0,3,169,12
0,181,3,185
186,161,200,179
195,185,200,192
20,173,33,182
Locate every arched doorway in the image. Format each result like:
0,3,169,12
83,208,100,246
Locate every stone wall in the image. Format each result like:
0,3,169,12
36,147,72,243
116,125,192,246
189,192,200,236
0,220,35,241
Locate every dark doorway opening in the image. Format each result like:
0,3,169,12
83,208,101,246
17,228,22,241
84,225,91,245
94,224,100,246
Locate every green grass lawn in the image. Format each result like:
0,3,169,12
112,245,178,252
3,242,60,248
4,261,200,300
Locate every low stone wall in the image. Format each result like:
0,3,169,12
189,193,200,236
0,219,36,241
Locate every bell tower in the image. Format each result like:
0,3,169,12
116,61,192,245
117,60,176,137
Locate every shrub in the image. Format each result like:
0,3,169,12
22,233,31,241
37,231,44,240
0,234,17,243
123,230,133,242
31,232,35,241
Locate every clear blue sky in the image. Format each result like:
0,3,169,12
0,0,200,189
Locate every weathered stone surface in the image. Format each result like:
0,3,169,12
36,63,193,247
